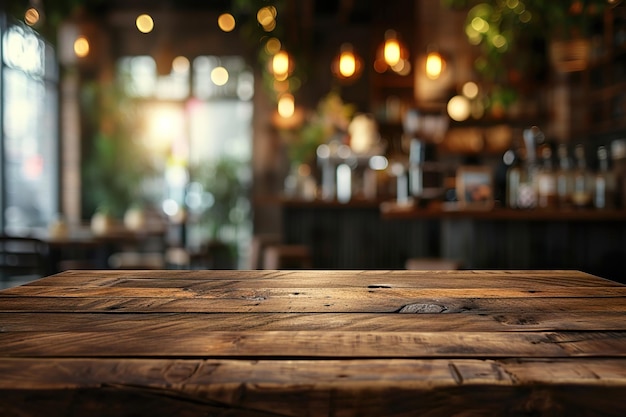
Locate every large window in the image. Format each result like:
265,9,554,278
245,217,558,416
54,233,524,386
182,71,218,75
0,17,58,234
117,54,254,263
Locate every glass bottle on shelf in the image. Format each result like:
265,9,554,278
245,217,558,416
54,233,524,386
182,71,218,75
572,144,594,209
537,146,557,209
594,145,616,209
556,144,574,209
505,146,521,209
515,127,540,209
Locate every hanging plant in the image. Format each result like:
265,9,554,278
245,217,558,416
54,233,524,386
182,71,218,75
443,0,611,113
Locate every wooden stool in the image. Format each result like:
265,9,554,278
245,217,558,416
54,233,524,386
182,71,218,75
405,258,462,271
262,244,312,269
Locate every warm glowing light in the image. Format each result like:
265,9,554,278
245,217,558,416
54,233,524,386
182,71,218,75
218,13,236,32
265,38,281,55
211,66,229,86
396,60,412,76
462,81,479,99
262,20,277,32
277,94,295,118
383,35,401,67
272,50,290,80
257,6,277,31
73,36,90,58
172,56,190,73
24,8,40,26
425,51,444,80
339,51,356,78
379,29,408,73
332,43,361,80
136,14,154,33
447,95,471,122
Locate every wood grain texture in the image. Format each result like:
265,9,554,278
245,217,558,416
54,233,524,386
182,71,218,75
0,269,624,417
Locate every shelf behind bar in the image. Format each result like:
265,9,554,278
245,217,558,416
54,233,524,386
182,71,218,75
380,201,626,222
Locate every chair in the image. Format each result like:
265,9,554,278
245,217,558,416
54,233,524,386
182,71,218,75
0,235,49,289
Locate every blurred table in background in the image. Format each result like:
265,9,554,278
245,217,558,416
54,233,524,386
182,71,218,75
34,222,167,273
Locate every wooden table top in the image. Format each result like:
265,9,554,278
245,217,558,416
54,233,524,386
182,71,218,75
1,269,625,417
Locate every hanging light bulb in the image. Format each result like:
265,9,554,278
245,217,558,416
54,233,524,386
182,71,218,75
375,30,410,74
383,30,401,67
425,49,445,80
331,43,362,81
339,50,356,77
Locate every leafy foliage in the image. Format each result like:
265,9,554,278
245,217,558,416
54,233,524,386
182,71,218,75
188,158,250,242
81,81,156,217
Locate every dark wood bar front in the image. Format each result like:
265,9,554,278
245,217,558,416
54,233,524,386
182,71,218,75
1,269,625,416
282,200,626,281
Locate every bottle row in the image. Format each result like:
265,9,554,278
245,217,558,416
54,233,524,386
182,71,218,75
506,128,625,210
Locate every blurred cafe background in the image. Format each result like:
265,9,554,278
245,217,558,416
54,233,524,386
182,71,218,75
0,0,625,288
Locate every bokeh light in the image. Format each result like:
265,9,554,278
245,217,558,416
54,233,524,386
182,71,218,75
218,13,236,32
277,94,295,118
73,36,90,58
210,66,229,86
24,8,40,26
136,14,154,33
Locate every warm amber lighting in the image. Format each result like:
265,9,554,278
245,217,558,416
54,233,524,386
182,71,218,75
277,94,295,118
377,29,409,74
331,43,362,81
339,51,356,77
211,67,229,86
218,13,236,32
447,95,471,122
272,50,291,81
462,81,479,99
73,36,90,58
383,31,401,67
24,8,40,26
425,51,444,80
265,38,281,55
257,6,277,31
136,14,154,33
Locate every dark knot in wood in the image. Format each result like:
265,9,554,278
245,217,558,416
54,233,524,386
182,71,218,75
397,303,448,314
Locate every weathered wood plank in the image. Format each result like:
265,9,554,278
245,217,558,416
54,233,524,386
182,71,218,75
4,285,626,299
0,358,624,417
1,293,624,313
1,330,625,358
1,357,625,388
2,311,626,333
23,269,619,289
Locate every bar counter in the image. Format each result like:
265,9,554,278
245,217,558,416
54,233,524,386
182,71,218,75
1,269,625,416
281,199,626,280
